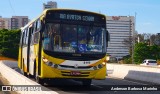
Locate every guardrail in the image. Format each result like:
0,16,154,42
107,63,160,84
0,60,58,94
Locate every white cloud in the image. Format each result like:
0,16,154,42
142,22,152,25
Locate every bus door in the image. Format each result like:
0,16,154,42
26,25,33,73
29,23,39,75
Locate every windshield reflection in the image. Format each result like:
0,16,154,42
43,23,104,53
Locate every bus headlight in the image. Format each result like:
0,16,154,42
47,62,53,66
93,62,106,70
98,64,103,69
42,57,49,63
93,66,98,70
102,62,106,66
53,64,58,68
43,57,59,68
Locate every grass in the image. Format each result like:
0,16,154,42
0,56,17,61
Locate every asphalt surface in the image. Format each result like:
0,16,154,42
2,61,160,94
41,76,160,94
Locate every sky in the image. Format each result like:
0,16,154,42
0,0,159,34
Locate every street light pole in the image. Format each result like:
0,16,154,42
132,12,137,64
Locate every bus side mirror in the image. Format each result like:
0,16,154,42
106,30,110,41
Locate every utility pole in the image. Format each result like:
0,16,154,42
132,12,136,64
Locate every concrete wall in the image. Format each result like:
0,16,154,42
0,60,58,94
107,63,160,84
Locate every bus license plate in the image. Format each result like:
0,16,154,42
70,71,81,75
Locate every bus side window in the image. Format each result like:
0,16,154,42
37,19,41,31
29,26,34,45
23,29,27,46
34,20,40,44
34,21,37,32
26,28,29,45
20,31,24,47
34,32,40,44
30,22,36,45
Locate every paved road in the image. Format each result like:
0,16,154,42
41,76,160,94
3,61,160,94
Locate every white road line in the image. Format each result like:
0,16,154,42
91,84,103,88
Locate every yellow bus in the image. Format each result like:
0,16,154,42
18,9,109,86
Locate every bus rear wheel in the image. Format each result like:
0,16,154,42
23,71,28,77
33,61,44,85
36,76,44,85
22,59,28,77
35,69,44,85
82,79,92,86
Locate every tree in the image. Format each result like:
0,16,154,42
122,55,132,64
155,34,160,46
134,42,160,64
134,43,150,64
150,34,156,45
0,29,21,59
149,45,160,60
137,34,145,43
138,33,158,46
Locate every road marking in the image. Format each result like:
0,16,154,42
91,84,103,88
106,76,148,85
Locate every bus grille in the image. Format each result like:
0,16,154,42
61,71,90,77
59,65,92,69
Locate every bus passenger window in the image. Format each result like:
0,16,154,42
34,32,40,44
43,23,61,51
37,19,41,31
61,24,77,52
54,35,61,49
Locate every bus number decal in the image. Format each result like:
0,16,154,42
84,61,90,64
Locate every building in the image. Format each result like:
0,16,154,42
0,17,11,29
0,16,28,30
11,16,28,29
156,33,160,45
43,1,57,10
106,16,135,59
3,18,11,29
0,17,5,29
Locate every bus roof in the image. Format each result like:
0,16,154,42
43,8,106,17
21,8,106,30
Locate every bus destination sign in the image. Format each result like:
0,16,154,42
59,13,94,22
46,10,106,24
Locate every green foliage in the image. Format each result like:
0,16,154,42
122,55,132,64
149,45,160,60
134,42,160,64
0,29,21,59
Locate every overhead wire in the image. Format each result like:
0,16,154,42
8,0,16,16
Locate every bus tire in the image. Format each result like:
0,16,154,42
22,59,28,77
33,60,36,78
82,79,92,86
35,68,44,85
36,75,44,85
23,72,28,77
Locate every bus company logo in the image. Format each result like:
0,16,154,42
112,16,120,20
74,64,79,68
2,86,11,91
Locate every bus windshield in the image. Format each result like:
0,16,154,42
43,23,105,53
